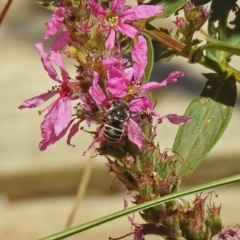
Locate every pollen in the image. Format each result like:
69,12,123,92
127,84,140,95
105,12,119,27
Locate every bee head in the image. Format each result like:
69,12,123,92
108,100,129,123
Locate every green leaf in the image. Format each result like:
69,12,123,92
39,174,240,240
148,27,176,63
199,31,240,57
142,34,154,83
192,0,212,5
146,0,188,18
172,75,237,176
208,0,236,39
34,0,59,11
151,39,175,63
207,0,239,62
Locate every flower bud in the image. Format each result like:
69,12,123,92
184,2,211,31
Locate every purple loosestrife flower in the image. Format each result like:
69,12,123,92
44,7,71,52
104,36,191,125
84,38,190,155
44,8,65,39
104,36,182,99
83,71,145,155
212,227,240,240
19,42,78,150
89,0,163,49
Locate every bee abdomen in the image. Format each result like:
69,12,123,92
103,124,124,142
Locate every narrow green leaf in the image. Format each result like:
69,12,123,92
172,75,237,176
39,174,240,240
34,0,59,11
142,34,154,83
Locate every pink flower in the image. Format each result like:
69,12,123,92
44,8,65,39
154,114,191,132
104,36,185,114
173,17,186,28
19,42,74,150
212,227,240,240
89,72,110,108
51,31,72,52
39,98,72,150
44,7,71,51
105,36,184,97
103,36,191,128
83,71,145,155
89,0,163,49
156,114,191,125
83,115,145,156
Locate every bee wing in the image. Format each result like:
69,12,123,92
126,118,145,149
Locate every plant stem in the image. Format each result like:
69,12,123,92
143,27,240,82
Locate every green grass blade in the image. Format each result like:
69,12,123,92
39,174,240,240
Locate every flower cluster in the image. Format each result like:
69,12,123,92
19,0,190,152
17,1,240,240
173,2,211,36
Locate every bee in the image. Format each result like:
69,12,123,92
103,100,129,142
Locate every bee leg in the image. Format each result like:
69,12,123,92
80,126,97,135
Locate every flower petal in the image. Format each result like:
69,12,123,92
44,8,65,39
129,97,160,117
139,82,166,92
212,227,240,240
89,0,106,17
163,71,184,83
129,97,152,112
67,119,82,147
89,72,109,108
49,50,69,82
157,114,191,125
35,42,61,83
121,5,164,20
117,23,138,38
103,57,124,79
39,121,69,151
52,97,72,136
105,28,116,50
51,31,71,52
18,91,56,109
112,0,125,12
139,71,184,92
132,36,147,83
126,118,145,149
107,77,128,98
39,99,72,151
